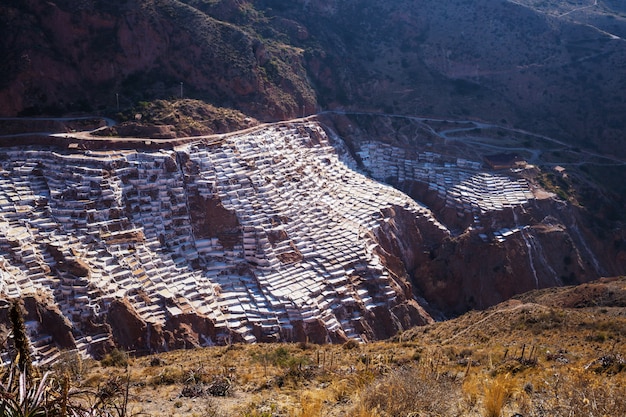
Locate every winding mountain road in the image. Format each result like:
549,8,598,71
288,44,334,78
1,112,625,169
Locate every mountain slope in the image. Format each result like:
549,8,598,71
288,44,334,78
2,0,626,158
0,0,315,119
0,117,623,363
34,276,626,417
1,0,626,361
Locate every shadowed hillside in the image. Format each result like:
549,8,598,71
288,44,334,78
2,0,626,158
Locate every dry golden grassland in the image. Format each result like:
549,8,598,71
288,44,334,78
58,295,626,417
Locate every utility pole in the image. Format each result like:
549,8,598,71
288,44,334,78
180,82,184,99
116,93,119,111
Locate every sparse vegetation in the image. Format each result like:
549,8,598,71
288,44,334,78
4,234,625,417
96,99,259,138
3,282,624,416
101,349,129,368
483,373,514,417
536,170,573,202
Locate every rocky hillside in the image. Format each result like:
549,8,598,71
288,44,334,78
0,0,316,120
24,277,626,417
1,0,626,361
2,0,626,157
0,116,623,363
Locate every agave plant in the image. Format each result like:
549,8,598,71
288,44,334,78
0,364,120,417
2,299,130,417
0,367,59,417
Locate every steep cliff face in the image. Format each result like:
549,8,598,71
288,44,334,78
410,206,600,315
106,298,239,353
0,292,77,363
366,193,612,317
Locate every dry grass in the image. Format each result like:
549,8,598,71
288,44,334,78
103,99,259,138
354,366,463,416
483,374,515,417
51,286,626,417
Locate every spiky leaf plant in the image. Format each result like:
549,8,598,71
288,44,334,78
0,369,59,417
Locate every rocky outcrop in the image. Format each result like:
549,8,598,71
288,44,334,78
413,225,581,314
93,100,259,138
187,195,241,250
105,123,178,140
103,298,241,354
368,191,618,317
106,298,162,353
0,292,75,362
22,294,76,350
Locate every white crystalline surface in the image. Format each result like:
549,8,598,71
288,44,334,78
357,141,534,214
0,122,447,362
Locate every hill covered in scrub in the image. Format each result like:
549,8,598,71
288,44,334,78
24,277,624,417
3,0,626,157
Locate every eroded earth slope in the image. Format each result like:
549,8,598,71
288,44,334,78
0,118,623,363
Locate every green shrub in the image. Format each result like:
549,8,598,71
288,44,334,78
101,348,129,368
